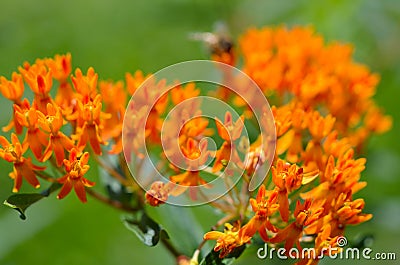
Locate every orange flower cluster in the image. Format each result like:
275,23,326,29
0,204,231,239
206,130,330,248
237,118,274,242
240,26,392,149
0,25,392,265
201,26,391,264
0,54,135,202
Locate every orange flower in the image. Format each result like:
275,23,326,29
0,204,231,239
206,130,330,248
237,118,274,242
19,63,53,114
243,136,265,176
271,105,292,138
162,108,212,159
213,111,244,172
39,53,73,108
75,94,108,155
121,104,149,161
364,104,392,134
0,72,24,103
14,102,48,159
204,222,248,258
125,70,149,95
129,77,169,144
305,111,335,142
170,83,200,105
327,192,372,236
239,185,279,242
38,103,74,166
215,111,244,142
170,170,207,188
300,111,336,170
170,138,210,187
165,138,212,200
275,105,305,162
180,137,210,169
99,80,126,141
71,67,98,103
57,148,94,203
240,26,391,151
272,160,319,222
0,73,26,134
322,131,352,159
0,133,45,192
45,53,72,83
180,116,212,142
270,199,323,251
301,153,366,214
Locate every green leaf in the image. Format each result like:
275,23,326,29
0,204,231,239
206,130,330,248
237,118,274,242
199,245,246,265
122,211,169,247
148,204,205,255
199,250,225,265
3,193,45,220
3,182,62,220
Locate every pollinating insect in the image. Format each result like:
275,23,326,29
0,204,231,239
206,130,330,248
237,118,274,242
189,22,235,65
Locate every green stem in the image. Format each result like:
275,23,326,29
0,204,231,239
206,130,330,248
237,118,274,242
85,188,139,213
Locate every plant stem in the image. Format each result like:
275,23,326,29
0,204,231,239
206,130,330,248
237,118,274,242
35,170,58,182
92,154,130,186
85,188,139,212
160,237,181,258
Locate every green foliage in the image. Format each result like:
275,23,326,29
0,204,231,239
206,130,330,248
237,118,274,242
4,193,45,220
3,182,61,220
200,245,246,265
122,210,169,247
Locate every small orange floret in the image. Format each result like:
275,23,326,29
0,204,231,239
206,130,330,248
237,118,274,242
57,148,94,203
239,185,279,242
0,133,45,192
38,103,74,166
204,222,248,258
0,72,24,102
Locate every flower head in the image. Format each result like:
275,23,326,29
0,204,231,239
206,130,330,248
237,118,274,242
38,103,74,166
213,112,244,173
204,222,248,258
71,67,98,103
0,133,45,192
57,148,94,203
14,102,48,159
239,185,279,242
19,63,53,113
270,199,323,251
0,72,24,102
45,53,72,83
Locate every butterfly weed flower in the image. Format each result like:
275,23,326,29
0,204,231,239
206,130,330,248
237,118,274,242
57,148,94,203
204,222,248,258
19,63,53,114
0,133,45,192
14,101,48,160
213,111,244,173
272,159,318,222
0,24,393,265
238,185,279,242
269,199,324,252
74,94,108,155
38,103,74,166
0,72,26,134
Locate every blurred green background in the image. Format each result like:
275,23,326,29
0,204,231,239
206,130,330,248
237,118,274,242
0,0,399,264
